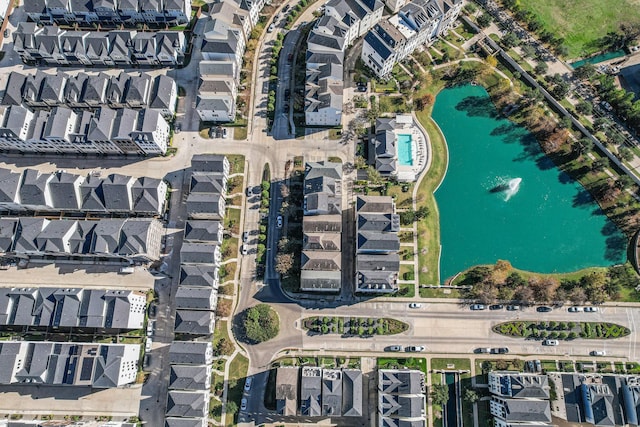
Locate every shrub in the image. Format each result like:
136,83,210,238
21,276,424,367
242,304,279,343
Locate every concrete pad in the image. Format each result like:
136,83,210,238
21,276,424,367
0,263,156,291
0,384,142,417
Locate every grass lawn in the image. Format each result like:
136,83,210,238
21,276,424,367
221,237,239,261
233,127,247,140
387,183,414,209
328,129,342,140
220,262,237,283
431,358,471,371
226,353,249,427
378,357,427,373
224,208,242,234
212,320,230,350
516,0,640,58
399,264,415,281
226,154,245,174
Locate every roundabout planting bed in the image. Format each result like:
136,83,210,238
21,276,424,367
493,321,630,340
302,316,408,337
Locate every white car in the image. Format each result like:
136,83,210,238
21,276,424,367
241,245,248,255
408,303,422,308
542,339,559,346
145,338,152,352
568,306,583,312
277,215,283,228
590,350,606,356
241,398,248,411
267,23,275,32
244,377,252,392
584,306,599,312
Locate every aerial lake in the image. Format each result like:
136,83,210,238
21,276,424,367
432,85,626,282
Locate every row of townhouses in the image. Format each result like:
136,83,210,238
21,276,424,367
166,341,214,427
488,371,553,426
300,161,344,292
0,341,139,388
0,217,163,262
361,0,462,77
0,104,170,155
14,23,186,67
355,196,400,294
0,168,167,215
0,286,146,330
275,366,363,417
195,0,264,123
25,0,192,26
4,71,177,118
165,155,230,426
304,0,383,127
0,422,136,427
379,369,427,426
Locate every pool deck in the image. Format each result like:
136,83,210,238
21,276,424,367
393,118,428,182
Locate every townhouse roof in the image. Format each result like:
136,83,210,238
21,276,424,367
357,231,400,252
301,250,341,271
179,265,218,288
184,220,223,243
2,72,26,106
169,364,211,391
302,214,342,233
0,218,18,252
186,193,224,217
0,168,22,204
300,270,342,291
175,286,216,311
191,154,229,173
19,169,51,207
303,232,341,251
102,173,134,211
342,369,363,417
379,369,424,394
199,60,237,79
276,367,299,416
65,72,89,104
168,341,212,365
180,242,220,265
131,176,163,214
322,369,343,416
300,367,322,417
83,72,110,103
174,310,215,335
493,397,552,423
356,195,394,213
356,253,400,272
149,75,175,110
166,390,208,418
125,73,151,105
364,31,393,60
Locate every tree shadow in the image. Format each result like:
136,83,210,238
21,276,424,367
490,123,520,138
455,96,500,119
605,234,627,262
572,188,594,208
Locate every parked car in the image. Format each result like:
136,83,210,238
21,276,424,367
470,304,485,310
148,303,157,318
491,348,509,354
386,345,403,352
408,303,422,308
537,306,552,312
242,231,249,243
3,29,8,38
241,245,248,256
474,348,491,354
244,377,253,392
241,398,248,411
506,305,521,311
277,215,283,228
246,187,252,197
222,128,228,139
543,339,559,346
357,85,367,92
489,304,504,310
590,350,606,356
568,306,583,312
287,53,293,62
584,306,599,312
406,345,425,352
267,23,275,32
145,338,152,352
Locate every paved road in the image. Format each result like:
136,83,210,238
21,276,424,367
272,29,300,140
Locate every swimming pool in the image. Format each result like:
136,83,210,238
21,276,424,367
397,133,413,166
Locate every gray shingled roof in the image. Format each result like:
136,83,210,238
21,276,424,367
169,364,211,391
174,310,215,335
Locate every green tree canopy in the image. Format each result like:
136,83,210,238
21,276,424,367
242,304,280,343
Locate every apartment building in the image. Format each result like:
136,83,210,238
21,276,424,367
24,0,192,26
0,287,146,330
14,23,186,67
378,369,426,427
361,0,462,77
0,103,170,155
355,196,400,294
0,341,139,387
488,372,552,426
300,161,343,292
324,0,384,46
0,217,163,262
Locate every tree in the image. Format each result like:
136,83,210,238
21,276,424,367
367,166,383,185
534,62,548,74
226,401,238,416
464,389,479,404
618,146,634,162
275,253,294,275
502,32,520,48
576,101,593,115
431,384,450,406
242,304,280,343
574,137,593,157
477,13,492,28
354,156,368,169
574,63,596,80
486,55,498,68
215,337,234,356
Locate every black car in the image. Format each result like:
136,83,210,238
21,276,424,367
489,304,504,310
537,306,552,312
148,303,157,318
491,347,509,354
357,86,367,92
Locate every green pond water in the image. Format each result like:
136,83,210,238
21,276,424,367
432,85,626,282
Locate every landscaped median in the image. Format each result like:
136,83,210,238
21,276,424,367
302,316,408,337
493,321,630,340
